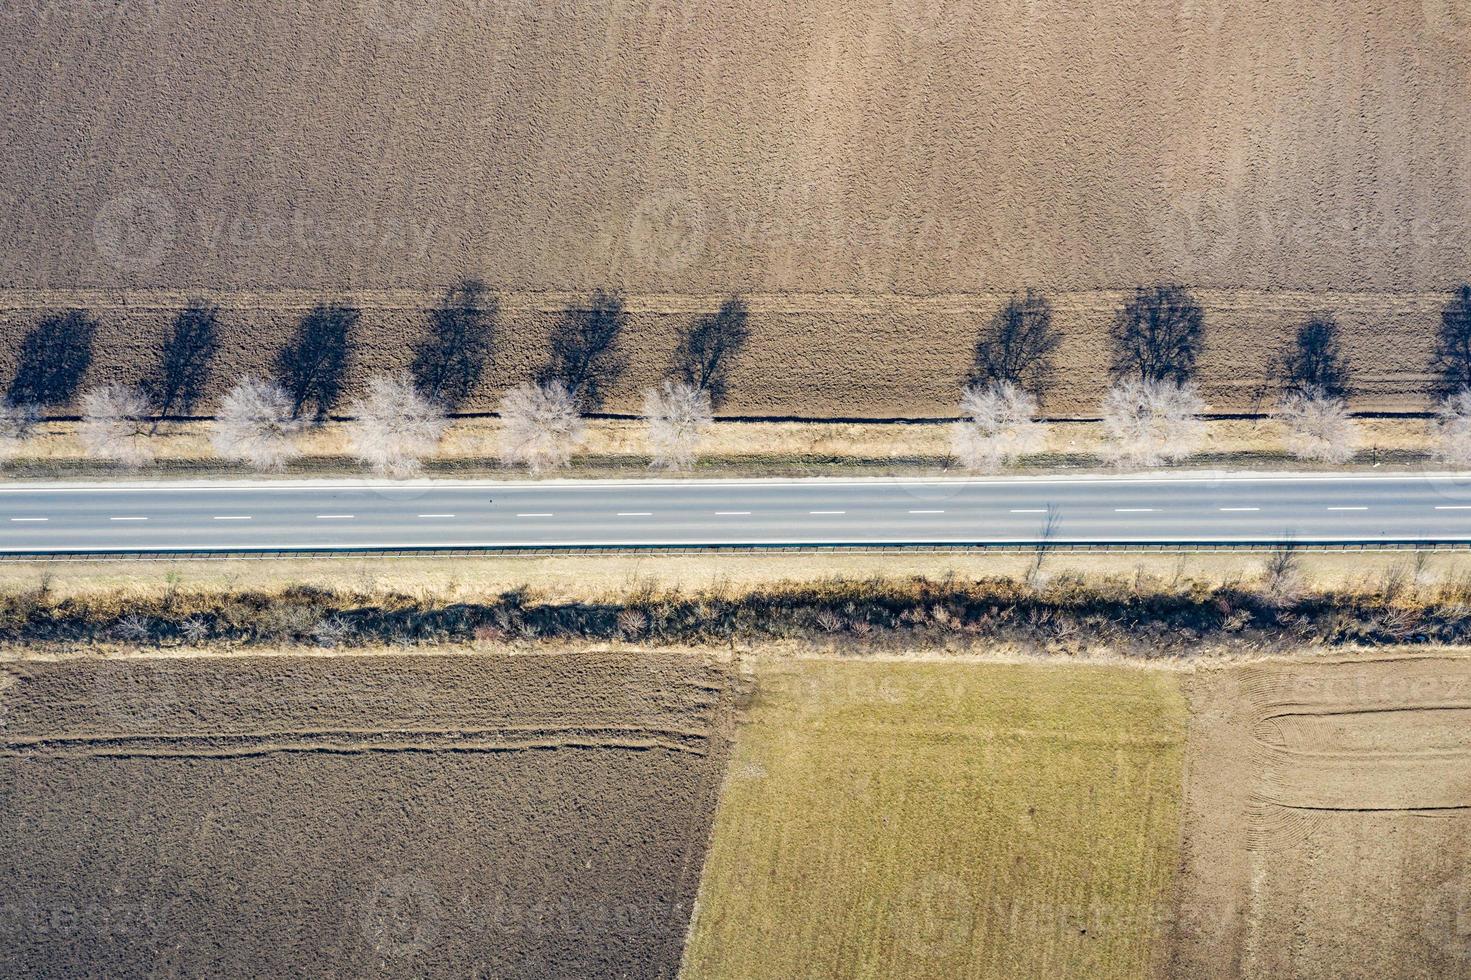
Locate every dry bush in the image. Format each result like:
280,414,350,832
497,381,586,473
950,380,1046,472
643,381,713,471
1273,389,1357,463
0,401,40,464
78,384,156,468
1100,378,1207,468
344,373,449,478
1431,388,1471,467
211,377,306,471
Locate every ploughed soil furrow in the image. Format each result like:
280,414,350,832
0,724,715,759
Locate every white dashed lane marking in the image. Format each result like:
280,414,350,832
715,511,751,516
315,515,355,520
417,514,455,519
809,510,846,515
109,517,147,521
1435,505,1471,510
1220,507,1260,512
212,516,252,521
908,510,945,514
1327,506,1368,511
517,513,554,518
617,512,653,517
1115,508,1157,513
9,517,46,522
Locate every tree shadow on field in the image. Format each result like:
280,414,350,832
672,295,749,409
1109,284,1205,384
969,290,1059,403
8,309,98,408
277,303,357,421
144,300,220,425
411,278,498,412
537,289,628,411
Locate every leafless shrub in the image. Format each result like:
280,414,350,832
312,616,355,648
1431,388,1471,466
616,609,648,638
78,384,155,468
211,377,306,471
1100,378,1207,469
1263,541,1302,605
815,609,843,632
1272,388,1357,463
642,381,712,471
950,381,1046,472
113,613,153,644
179,615,210,645
497,381,586,473
0,401,40,463
345,373,449,478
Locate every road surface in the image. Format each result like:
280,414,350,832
0,473,1469,554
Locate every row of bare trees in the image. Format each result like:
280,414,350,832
952,284,1471,471
7,283,1471,473
0,284,751,474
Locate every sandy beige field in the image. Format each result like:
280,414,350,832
1171,652,1471,979
0,651,737,978
3,0,1469,415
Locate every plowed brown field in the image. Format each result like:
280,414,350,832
3,0,1469,416
0,652,737,979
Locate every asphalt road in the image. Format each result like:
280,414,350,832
2,473,1471,554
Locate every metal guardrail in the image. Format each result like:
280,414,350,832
0,540,1468,562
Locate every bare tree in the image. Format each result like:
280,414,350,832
950,381,1047,472
642,381,713,471
1100,378,1208,468
0,401,40,464
1431,284,1471,399
1273,388,1357,463
1277,314,1351,400
78,384,155,468
538,290,627,410
672,296,749,408
1431,388,1471,467
970,291,1060,400
345,373,449,477
1109,285,1205,384
497,381,586,473
411,279,497,412
210,377,306,471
